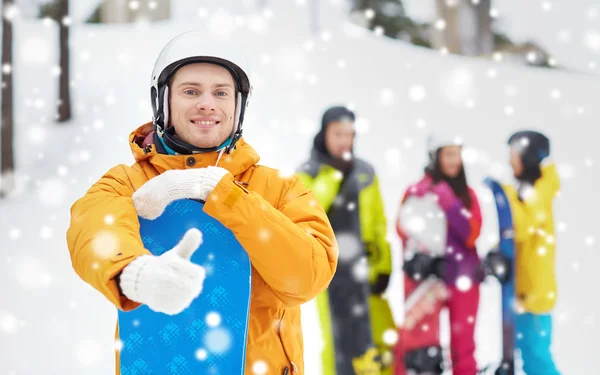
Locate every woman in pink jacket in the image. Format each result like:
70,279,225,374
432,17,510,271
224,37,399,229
394,134,483,375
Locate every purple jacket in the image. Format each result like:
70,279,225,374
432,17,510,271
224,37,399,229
397,175,483,285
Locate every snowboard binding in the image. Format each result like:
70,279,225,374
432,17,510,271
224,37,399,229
404,346,444,375
494,360,515,375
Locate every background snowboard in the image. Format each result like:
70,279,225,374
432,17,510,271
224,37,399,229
398,194,448,332
393,193,449,375
483,178,516,375
117,199,251,375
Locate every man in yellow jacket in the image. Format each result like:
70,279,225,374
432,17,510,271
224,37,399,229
66,31,338,375
503,130,561,375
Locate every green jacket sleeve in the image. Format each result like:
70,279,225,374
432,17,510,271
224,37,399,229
359,175,392,282
296,165,343,212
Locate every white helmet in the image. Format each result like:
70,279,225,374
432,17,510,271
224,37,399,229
150,31,252,154
426,132,463,165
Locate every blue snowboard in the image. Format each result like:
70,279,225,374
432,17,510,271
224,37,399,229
484,178,515,375
117,199,251,375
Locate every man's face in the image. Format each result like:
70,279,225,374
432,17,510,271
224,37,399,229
325,121,355,159
169,63,237,149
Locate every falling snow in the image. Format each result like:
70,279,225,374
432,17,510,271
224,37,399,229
204,327,232,354
91,231,120,258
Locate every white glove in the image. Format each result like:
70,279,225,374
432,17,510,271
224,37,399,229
133,166,230,220
119,228,206,315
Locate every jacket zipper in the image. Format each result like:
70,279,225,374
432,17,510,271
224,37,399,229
277,310,298,374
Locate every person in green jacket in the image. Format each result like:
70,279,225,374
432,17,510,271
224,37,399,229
503,130,561,375
297,106,396,375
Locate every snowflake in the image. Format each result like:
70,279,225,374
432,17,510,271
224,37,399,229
335,232,363,262
197,8,208,17
91,231,120,258
248,14,268,34
205,312,221,327
408,85,426,102
441,68,476,106
29,126,47,144
128,0,140,10
74,339,104,366
504,106,515,116
537,246,547,256
550,89,561,99
277,165,296,179
204,327,232,354
57,165,68,177
585,236,595,246
38,177,67,207
382,328,399,345
352,257,369,282
0,311,19,333
487,68,497,78
456,275,472,292
3,4,19,21
257,228,271,242
352,303,366,317
461,147,478,165
541,1,552,11
114,339,124,352
380,88,395,106
195,348,208,361
41,226,53,239
557,222,567,232
252,360,268,374
9,228,21,240
354,117,370,134
584,31,600,52
385,147,401,164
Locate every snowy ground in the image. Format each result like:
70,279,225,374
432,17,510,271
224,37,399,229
1,1,599,374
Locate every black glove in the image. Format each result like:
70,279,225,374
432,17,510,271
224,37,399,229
403,253,445,281
483,249,512,284
371,274,390,295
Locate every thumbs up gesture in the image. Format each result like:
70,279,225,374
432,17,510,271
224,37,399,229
119,228,206,315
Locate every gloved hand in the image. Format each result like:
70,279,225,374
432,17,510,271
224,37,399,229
483,249,512,284
431,181,455,210
371,274,390,295
403,253,445,281
133,166,231,220
118,228,206,315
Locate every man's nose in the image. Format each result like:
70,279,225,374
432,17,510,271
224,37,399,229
195,93,216,111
